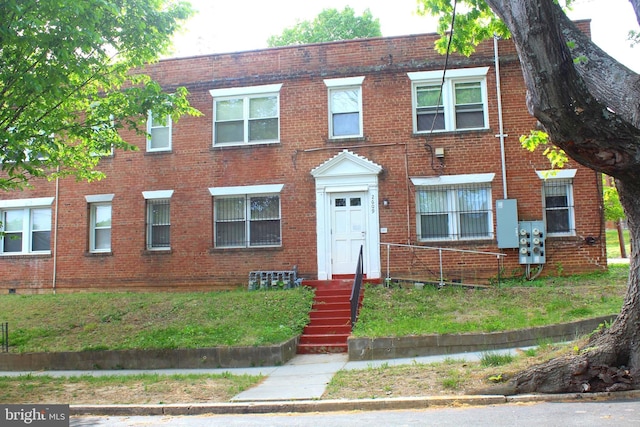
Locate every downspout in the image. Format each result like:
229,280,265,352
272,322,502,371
494,35,508,199
52,169,59,294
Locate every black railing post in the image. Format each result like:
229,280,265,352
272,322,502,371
1,322,7,352
350,246,364,329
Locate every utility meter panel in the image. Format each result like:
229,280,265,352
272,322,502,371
518,221,546,265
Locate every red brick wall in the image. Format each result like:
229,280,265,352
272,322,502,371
0,24,605,293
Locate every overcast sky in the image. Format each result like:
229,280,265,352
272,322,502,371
169,0,640,72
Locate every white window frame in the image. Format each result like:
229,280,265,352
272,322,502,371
408,67,490,133
324,76,365,139
210,84,282,147
0,197,54,255
537,169,577,237
411,174,494,242
209,184,284,248
146,111,172,152
86,194,114,253
143,190,173,251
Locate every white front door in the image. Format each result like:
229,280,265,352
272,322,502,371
331,193,366,275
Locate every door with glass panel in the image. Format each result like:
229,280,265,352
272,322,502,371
330,193,366,275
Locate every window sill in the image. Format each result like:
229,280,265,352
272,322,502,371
144,150,173,156
0,253,51,259
326,136,366,144
209,246,282,253
85,251,113,257
416,239,495,247
412,128,492,138
211,141,280,150
142,249,173,255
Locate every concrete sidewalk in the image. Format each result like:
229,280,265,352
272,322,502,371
231,347,529,402
232,353,349,401
0,346,529,402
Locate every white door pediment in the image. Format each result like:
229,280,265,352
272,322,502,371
311,149,383,179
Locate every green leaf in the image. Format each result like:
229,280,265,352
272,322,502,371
0,0,199,191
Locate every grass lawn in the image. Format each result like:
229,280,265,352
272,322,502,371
0,288,314,353
606,228,631,258
0,265,631,404
0,372,263,404
353,264,628,337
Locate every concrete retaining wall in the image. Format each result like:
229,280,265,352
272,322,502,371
0,337,299,371
348,316,616,361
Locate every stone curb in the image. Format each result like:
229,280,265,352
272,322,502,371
70,390,640,416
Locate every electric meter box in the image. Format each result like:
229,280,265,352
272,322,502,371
518,221,546,265
496,199,519,248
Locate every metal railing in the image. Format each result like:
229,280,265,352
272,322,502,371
1,322,7,352
381,243,507,287
350,245,364,329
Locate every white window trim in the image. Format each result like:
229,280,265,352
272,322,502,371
408,67,490,133
209,84,283,98
0,198,54,255
146,111,172,152
0,197,55,209
142,190,173,251
85,194,114,203
323,76,365,87
538,169,577,237
536,169,577,180
210,84,283,147
209,184,284,197
89,202,112,253
143,190,174,200
324,76,365,139
412,173,494,242
411,173,495,187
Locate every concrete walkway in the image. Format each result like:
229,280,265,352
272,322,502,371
232,346,529,402
232,353,349,401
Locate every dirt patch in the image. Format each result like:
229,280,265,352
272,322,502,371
0,375,263,405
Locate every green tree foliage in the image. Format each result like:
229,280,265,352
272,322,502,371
267,6,382,47
0,0,200,191
603,178,625,223
417,0,510,56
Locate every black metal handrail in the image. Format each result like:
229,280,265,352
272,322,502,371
350,246,364,329
1,322,7,352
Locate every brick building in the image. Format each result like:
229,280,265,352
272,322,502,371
0,24,606,293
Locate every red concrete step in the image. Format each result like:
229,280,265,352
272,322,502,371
310,309,350,320
313,294,352,303
307,317,351,328
299,333,350,345
297,279,368,354
312,301,351,311
303,324,352,335
297,343,348,354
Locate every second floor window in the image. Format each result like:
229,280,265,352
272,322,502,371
324,76,365,139
409,67,489,133
210,84,282,146
147,111,172,152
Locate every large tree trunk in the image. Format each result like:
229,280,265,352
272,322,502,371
483,0,640,393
